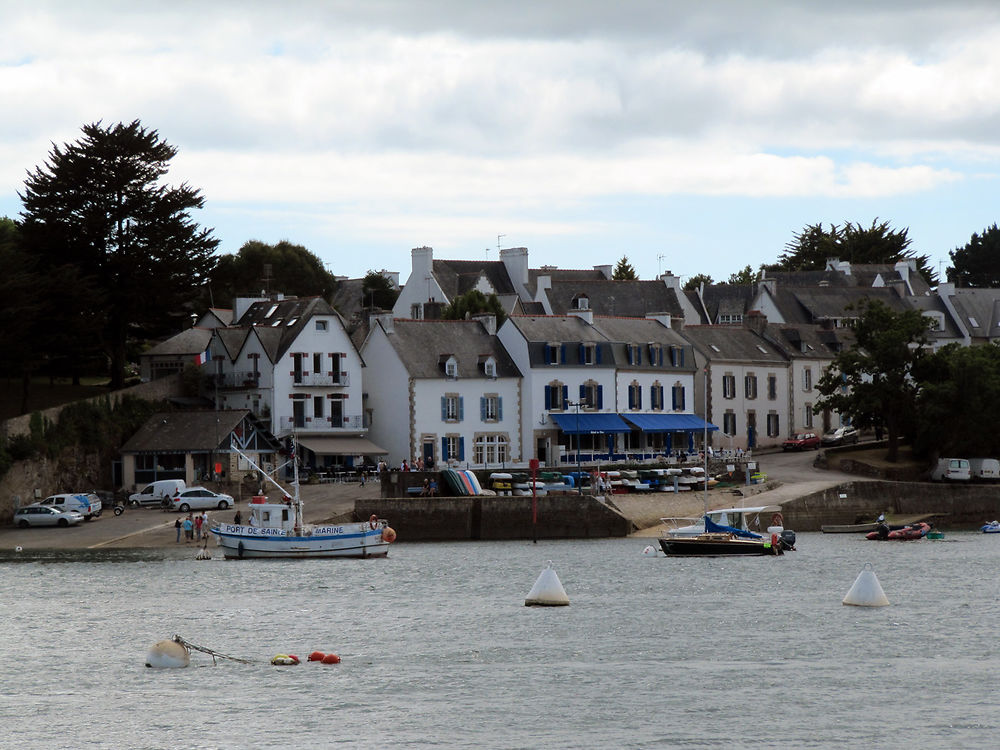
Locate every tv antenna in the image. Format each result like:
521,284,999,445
498,234,505,253
657,254,665,276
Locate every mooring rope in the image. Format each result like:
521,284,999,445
173,635,254,665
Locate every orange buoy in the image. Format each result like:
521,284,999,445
382,526,397,543
321,653,341,664
287,654,300,664
307,651,326,662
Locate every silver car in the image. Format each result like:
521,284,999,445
14,505,85,528
169,487,235,512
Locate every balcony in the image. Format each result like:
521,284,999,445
279,415,365,432
208,371,261,389
292,372,350,387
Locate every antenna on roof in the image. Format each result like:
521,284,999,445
498,234,505,253
485,247,490,260
658,254,665,275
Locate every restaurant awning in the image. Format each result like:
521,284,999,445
296,436,389,455
621,413,719,432
550,412,632,434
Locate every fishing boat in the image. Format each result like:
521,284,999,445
661,505,787,538
210,442,394,559
982,520,1000,534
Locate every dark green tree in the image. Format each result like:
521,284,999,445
815,299,931,462
911,342,1000,459
772,219,936,285
210,239,337,305
726,265,760,285
947,224,1000,288
442,289,507,325
612,256,637,280
683,273,714,291
361,270,400,311
19,121,219,388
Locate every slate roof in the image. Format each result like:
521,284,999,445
331,278,366,322
763,323,855,359
770,286,910,325
144,327,213,357
432,259,517,301
947,288,1000,340
680,325,787,364
223,296,353,363
700,284,756,323
506,315,610,344
590,316,698,373
122,410,253,453
544,279,686,318
381,319,521,379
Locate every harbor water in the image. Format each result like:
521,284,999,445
2,532,999,749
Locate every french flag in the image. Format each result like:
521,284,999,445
194,348,210,366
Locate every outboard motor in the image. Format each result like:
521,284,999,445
779,529,796,551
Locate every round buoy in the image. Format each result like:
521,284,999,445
525,561,570,606
641,545,657,556
15,546,22,553
382,526,397,543
843,562,890,607
321,653,341,664
146,639,190,668
307,651,326,662
271,653,300,666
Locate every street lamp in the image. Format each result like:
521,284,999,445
568,399,586,495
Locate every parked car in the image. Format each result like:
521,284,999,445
169,487,235,512
13,505,85,528
782,432,821,451
129,479,187,507
821,426,860,446
38,493,101,519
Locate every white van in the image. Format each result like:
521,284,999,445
930,458,971,482
969,458,1000,482
39,493,101,519
129,479,187,506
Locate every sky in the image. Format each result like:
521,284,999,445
3,0,1000,286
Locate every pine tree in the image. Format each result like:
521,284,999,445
612,256,637,280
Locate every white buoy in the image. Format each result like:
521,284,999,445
524,561,570,606
843,562,890,607
15,546,22,552
642,545,658,556
145,639,191,668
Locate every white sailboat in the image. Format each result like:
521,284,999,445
211,440,394,559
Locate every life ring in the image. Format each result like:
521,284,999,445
771,512,784,527
369,514,379,530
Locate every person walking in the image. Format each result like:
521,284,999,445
183,514,194,543
194,512,203,541
174,516,182,543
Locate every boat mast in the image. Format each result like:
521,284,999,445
703,366,709,517
290,432,303,532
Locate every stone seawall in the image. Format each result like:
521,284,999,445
780,480,1000,530
357,495,632,541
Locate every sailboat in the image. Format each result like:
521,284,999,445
210,440,394,559
657,370,792,557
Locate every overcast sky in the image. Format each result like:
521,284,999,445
3,0,1000,285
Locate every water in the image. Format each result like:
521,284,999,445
1,533,999,749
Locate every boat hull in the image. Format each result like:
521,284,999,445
658,534,782,557
211,523,389,559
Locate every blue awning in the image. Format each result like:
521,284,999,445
550,412,632,434
621,413,719,432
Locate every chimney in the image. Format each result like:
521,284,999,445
500,246,529,286
743,309,768,336
411,246,434,282
423,301,446,319
373,312,394,334
659,271,681,290
381,269,400,288
594,264,612,280
472,313,497,336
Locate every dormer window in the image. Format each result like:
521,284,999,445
573,294,589,310
315,320,328,331
441,354,458,379
544,343,563,365
581,343,598,365
627,344,642,365
483,356,497,378
648,343,663,366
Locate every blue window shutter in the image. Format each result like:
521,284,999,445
638,348,642,365
441,437,448,460
459,437,465,461
579,384,586,401
679,349,685,367
596,344,602,364
627,347,632,365
659,348,664,366
441,396,447,421
480,397,486,422
679,387,685,411
578,343,585,363
498,397,503,421
544,385,551,410
458,397,464,421
671,386,677,410
638,387,643,409
660,386,665,410
597,385,603,409
544,346,551,365
628,387,634,409
560,344,566,363
562,385,568,405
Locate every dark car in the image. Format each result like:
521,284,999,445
821,426,860,446
782,432,821,451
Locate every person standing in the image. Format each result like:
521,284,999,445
200,511,209,538
233,509,242,525
183,514,194,543
194,512,203,541
174,516,182,543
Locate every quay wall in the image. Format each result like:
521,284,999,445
780,480,1000,531
357,495,631,541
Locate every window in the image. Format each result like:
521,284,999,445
767,374,777,400
745,374,758,400
627,344,642,365
446,361,457,379
669,346,685,367
723,374,736,399
442,435,464,462
719,314,743,324
292,353,304,384
331,352,343,384
803,368,813,391
671,384,685,411
313,353,322,374
473,434,509,464
804,403,814,428
411,304,423,320
648,344,663,366
628,382,643,410
545,382,567,411
580,382,602,409
650,382,664,411
544,343,563,365
315,320,328,331
484,358,496,377
723,411,737,435
581,343,597,365
313,396,324,421
442,394,463,422
482,395,501,422
767,412,779,437
574,295,589,310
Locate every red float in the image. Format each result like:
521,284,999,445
307,651,326,662
321,653,341,664
382,527,397,543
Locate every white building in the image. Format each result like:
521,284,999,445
361,314,522,468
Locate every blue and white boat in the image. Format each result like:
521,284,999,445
211,444,394,559
981,520,1000,534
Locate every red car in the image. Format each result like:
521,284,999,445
782,432,821,451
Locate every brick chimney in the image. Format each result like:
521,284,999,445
743,310,768,336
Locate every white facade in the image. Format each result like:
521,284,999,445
708,361,790,451
392,246,447,319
